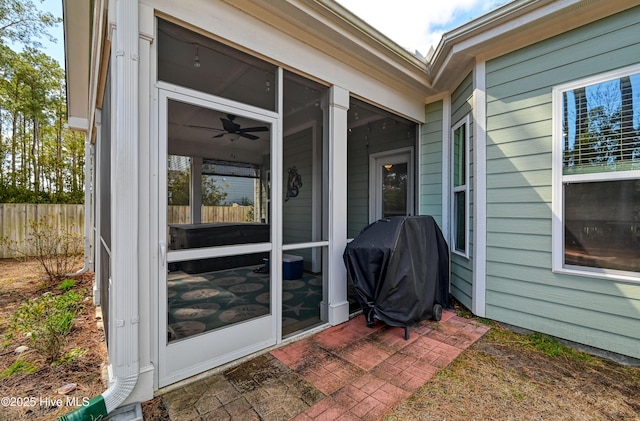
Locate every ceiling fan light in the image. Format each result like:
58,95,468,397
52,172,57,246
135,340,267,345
193,45,201,68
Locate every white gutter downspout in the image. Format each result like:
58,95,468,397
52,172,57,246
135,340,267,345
102,0,141,411
60,0,140,418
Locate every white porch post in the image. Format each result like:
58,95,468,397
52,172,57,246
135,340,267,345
472,59,487,317
191,157,203,223
326,85,350,325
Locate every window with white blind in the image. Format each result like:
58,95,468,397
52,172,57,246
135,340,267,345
553,65,640,280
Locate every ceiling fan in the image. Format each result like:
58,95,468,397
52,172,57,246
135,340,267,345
186,114,268,140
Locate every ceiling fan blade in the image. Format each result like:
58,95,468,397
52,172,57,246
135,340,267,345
213,133,225,138
238,132,259,140
239,126,269,133
184,124,225,132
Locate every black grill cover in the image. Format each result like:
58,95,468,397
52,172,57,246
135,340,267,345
343,216,450,328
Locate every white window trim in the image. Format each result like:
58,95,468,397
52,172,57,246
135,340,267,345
451,115,470,258
551,63,640,284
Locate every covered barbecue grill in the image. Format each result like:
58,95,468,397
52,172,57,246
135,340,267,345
343,216,450,339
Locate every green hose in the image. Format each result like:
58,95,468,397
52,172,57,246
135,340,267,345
58,395,107,421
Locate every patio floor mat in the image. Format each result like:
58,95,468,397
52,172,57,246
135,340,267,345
167,266,323,341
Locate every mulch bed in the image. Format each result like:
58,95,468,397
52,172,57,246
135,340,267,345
0,259,107,421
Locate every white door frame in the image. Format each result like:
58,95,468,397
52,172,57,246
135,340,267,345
369,146,414,223
156,86,281,387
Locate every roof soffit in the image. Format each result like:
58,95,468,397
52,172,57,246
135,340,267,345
220,0,433,95
63,0,91,128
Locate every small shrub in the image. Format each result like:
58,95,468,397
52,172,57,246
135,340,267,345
58,279,77,291
1,329,16,348
0,359,38,378
0,215,82,285
246,205,255,222
12,290,83,362
53,347,88,365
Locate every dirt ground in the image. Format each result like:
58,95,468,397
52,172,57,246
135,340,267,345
0,258,107,421
2,258,638,421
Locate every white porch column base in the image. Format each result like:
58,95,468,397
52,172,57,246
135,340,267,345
327,301,350,325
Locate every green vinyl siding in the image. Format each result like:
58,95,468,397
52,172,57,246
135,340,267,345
485,6,640,359
420,100,444,223
450,72,474,310
452,73,474,124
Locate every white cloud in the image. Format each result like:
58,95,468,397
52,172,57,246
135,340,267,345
335,0,509,56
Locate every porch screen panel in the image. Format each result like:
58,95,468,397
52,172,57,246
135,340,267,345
164,98,273,342
99,63,112,344
346,98,417,238
157,18,277,112
282,71,327,246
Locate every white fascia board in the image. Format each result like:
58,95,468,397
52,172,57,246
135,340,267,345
219,0,431,93
87,1,111,144
66,116,89,132
431,0,569,86
430,0,639,88
63,0,91,123
306,0,428,71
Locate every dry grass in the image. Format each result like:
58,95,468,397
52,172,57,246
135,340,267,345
385,317,640,421
0,258,107,421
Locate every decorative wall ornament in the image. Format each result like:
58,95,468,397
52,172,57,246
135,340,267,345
285,166,303,201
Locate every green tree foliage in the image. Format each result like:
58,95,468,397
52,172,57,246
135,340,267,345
167,170,229,206
0,1,82,203
0,0,60,48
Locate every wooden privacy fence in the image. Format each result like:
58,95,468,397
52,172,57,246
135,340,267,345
0,204,85,259
168,205,253,224
0,204,253,258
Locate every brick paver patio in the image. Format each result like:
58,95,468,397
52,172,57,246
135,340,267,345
162,310,489,420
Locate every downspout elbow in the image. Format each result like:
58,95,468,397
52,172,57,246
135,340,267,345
102,370,140,412
58,370,139,421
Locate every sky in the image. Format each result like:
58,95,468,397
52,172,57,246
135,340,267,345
41,0,64,66
35,0,511,69
8,1,65,67
336,0,511,57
